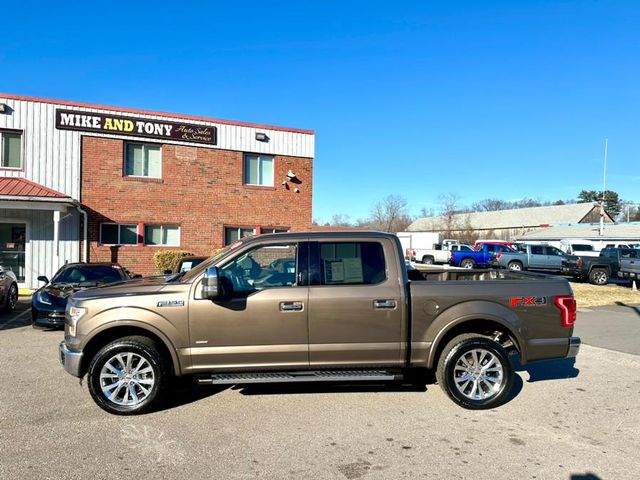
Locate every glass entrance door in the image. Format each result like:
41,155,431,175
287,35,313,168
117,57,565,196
0,223,26,283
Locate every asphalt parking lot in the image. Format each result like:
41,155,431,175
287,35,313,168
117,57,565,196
1,298,639,480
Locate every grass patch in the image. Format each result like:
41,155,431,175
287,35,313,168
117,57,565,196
571,281,640,308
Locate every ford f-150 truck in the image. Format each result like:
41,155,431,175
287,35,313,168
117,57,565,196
562,247,639,285
449,243,515,269
59,231,580,415
493,244,567,272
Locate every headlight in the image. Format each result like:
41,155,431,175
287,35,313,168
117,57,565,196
65,304,87,337
36,290,53,305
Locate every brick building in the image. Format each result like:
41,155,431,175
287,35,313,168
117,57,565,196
0,93,314,286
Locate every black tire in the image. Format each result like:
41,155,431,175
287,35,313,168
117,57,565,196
422,255,435,265
87,336,169,415
436,334,514,410
460,258,476,269
2,283,18,312
588,268,609,285
507,261,523,271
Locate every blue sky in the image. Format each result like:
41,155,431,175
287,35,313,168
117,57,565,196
2,1,639,222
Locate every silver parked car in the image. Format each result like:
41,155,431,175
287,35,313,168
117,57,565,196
494,244,567,272
0,265,19,312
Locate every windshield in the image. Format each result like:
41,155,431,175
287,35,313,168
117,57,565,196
51,265,126,285
179,241,245,282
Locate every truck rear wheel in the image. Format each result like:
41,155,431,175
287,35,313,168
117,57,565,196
87,336,169,415
589,268,609,285
508,261,523,271
436,334,514,410
422,255,435,265
460,259,475,269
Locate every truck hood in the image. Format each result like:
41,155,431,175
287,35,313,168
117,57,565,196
70,275,174,301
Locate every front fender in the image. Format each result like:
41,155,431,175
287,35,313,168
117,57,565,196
425,300,527,368
77,306,186,375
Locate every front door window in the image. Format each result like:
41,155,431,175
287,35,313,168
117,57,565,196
0,223,26,283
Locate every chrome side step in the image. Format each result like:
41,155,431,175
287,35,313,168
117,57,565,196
194,370,402,385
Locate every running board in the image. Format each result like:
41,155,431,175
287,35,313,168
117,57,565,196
194,370,402,385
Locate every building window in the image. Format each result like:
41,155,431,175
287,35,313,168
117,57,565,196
1,131,22,169
244,154,274,186
144,225,180,246
125,143,162,178
100,224,138,245
261,228,289,234
225,227,256,245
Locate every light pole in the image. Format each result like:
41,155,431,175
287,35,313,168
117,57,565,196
599,139,608,236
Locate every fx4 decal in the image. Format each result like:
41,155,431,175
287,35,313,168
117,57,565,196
510,296,547,307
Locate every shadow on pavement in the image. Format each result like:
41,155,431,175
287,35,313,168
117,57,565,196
0,298,32,331
614,301,640,316
512,356,579,383
236,381,427,396
157,380,230,412
570,474,602,480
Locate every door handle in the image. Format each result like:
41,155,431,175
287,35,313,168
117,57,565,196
373,299,397,309
280,301,304,312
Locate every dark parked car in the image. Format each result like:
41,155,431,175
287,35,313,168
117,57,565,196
0,265,19,312
32,263,134,328
561,247,639,285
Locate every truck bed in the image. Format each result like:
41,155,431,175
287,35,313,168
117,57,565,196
408,268,574,365
408,268,562,282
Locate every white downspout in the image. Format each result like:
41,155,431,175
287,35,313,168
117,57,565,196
76,204,88,263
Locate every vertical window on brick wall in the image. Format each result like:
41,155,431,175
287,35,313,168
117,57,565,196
100,224,138,245
125,143,162,178
1,131,22,169
244,154,274,186
144,225,180,246
225,227,256,245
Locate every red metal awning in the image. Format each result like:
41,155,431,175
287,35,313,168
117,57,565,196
0,177,70,199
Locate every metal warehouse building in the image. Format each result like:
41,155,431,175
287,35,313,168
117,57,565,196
0,94,314,289
408,203,614,240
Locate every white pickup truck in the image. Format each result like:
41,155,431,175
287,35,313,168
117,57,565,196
409,244,475,265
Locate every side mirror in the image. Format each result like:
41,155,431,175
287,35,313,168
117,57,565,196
202,266,220,299
164,269,172,275
38,275,49,284
132,274,143,279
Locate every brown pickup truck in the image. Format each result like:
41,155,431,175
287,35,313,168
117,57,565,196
59,231,580,415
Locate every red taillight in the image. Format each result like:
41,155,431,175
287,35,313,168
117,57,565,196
576,258,584,268
496,253,502,260
554,295,577,328
449,252,454,260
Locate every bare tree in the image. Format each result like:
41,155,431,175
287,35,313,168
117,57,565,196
368,195,413,232
437,193,463,237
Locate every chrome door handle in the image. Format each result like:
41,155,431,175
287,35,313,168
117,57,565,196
373,299,397,309
280,301,304,312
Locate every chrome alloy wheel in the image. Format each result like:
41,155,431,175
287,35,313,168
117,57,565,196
509,263,522,271
453,348,504,401
99,352,155,406
592,271,607,285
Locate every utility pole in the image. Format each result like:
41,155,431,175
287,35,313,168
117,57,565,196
600,138,608,236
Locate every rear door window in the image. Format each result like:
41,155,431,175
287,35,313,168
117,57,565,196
310,242,386,286
530,246,544,255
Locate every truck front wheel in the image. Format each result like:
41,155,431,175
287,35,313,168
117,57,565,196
436,334,514,410
87,336,169,415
